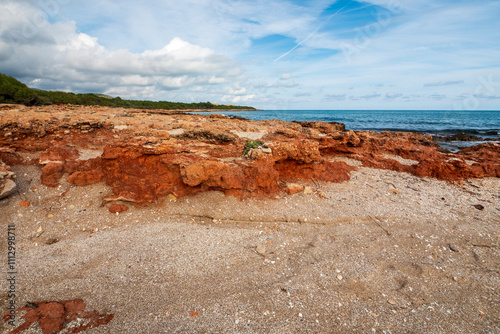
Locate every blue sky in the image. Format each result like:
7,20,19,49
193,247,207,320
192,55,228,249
1,0,499,110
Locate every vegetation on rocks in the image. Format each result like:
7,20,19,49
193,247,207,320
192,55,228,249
243,140,265,155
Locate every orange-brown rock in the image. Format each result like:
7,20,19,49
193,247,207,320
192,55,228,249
3,298,113,334
41,162,64,187
1,104,499,205
39,145,79,164
286,184,304,195
109,203,128,213
275,160,356,183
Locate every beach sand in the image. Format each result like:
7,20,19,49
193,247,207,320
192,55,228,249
1,165,499,333
0,104,499,333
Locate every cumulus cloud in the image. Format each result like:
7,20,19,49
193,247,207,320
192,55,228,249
1,0,499,109
0,1,243,100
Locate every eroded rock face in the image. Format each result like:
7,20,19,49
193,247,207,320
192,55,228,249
0,104,499,204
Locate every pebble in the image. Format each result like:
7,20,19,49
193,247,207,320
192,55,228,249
448,244,459,252
337,275,343,281
303,187,314,195
261,147,272,154
388,299,396,305
286,184,304,195
256,245,266,255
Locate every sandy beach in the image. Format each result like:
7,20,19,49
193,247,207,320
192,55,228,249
1,105,499,333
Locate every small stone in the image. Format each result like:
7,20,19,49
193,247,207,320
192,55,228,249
388,299,396,305
0,179,16,199
64,130,71,134
448,244,459,252
303,187,314,195
256,245,266,255
47,214,54,218
109,204,128,214
298,218,308,224
261,147,272,154
167,194,177,202
19,200,30,207
69,204,75,209
337,275,343,281
286,184,304,195
472,204,484,211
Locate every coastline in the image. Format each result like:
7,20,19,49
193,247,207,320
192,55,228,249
191,109,500,141
0,104,499,333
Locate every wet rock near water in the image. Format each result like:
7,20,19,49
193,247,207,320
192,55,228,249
433,132,491,142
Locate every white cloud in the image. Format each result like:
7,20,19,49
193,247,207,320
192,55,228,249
1,0,499,109
280,73,292,80
0,1,243,101
385,92,403,99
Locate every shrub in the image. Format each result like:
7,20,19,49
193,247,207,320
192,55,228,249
243,140,264,155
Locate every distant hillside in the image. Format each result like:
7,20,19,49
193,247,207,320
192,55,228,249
0,73,256,111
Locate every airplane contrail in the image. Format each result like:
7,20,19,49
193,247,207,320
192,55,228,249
273,1,374,62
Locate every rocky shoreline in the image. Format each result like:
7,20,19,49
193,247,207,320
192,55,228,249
1,104,499,209
1,103,499,333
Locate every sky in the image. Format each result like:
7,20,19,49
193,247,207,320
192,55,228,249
1,0,499,110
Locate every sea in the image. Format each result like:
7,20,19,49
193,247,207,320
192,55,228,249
196,109,500,151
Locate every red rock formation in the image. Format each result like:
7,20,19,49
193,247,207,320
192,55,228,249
3,299,113,334
0,104,499,205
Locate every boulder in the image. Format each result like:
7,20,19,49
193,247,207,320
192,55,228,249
0,159,16,199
